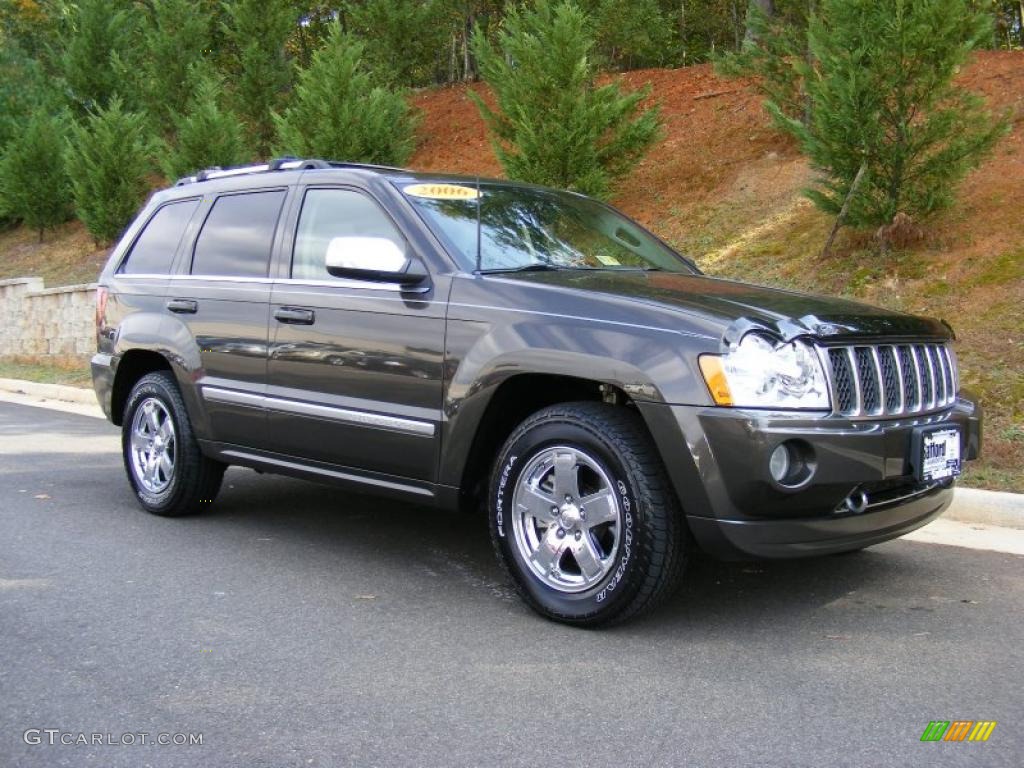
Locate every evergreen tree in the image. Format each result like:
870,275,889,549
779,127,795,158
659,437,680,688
678,0,750,63
471,0,661,198
0,0,63,72
772,0,1008,229
0,38,54,154
344,0,447,87
60,0,139,113
273,23,417,165
222,0,296,156
716,1,811,123
160,70,250,180
0,111,73,240
65,98,156,245
139,0,214,126
582,0,676,69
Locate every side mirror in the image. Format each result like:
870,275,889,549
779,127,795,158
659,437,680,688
324,236,430,289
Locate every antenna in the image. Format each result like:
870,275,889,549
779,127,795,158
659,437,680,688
475,176,483,274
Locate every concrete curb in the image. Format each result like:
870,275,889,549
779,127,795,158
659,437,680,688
0,377,98,406
948,487,1024,530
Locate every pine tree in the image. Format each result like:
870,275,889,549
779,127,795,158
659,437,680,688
139,0,214,126
60,0,140,113
716,1,810,124
0,38,54,158
581,0,676,69
65,98,156,245
222,0,295,156
0,111,73,240
771,0,1009,229
471,0,661,198
344,0,447,87
160,70,250,180
273,23,417,165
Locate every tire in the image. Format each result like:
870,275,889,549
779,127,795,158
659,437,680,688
121,371,225,517
489,402,688,627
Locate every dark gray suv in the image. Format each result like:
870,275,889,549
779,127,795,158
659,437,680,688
92,158,982,626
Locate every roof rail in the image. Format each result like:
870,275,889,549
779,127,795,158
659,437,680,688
174,157,335,186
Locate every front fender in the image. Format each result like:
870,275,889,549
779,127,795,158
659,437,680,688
438,314,713,488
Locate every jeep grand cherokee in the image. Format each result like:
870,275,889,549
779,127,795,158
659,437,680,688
91,158,982,626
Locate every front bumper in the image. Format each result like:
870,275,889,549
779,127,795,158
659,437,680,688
638,393,982,559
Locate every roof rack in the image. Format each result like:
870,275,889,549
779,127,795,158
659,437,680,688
173,157,408,186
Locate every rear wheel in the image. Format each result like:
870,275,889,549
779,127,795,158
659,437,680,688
489,402,688,626
122,371,224,516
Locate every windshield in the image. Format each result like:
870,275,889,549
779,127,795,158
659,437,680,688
398,181,697,274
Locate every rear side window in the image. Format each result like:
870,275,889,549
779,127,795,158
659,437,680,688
120,199,200,275
191,190,287,277
292,189,406,280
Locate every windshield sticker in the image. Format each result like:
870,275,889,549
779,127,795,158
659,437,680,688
594,254,622,266
404,183,480,200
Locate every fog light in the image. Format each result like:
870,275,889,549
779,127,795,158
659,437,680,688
769,444,791,482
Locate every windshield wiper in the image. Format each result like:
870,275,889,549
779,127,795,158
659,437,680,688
480,263,568,274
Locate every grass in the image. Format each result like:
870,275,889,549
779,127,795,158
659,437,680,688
0,357,93,388
0,220,107,287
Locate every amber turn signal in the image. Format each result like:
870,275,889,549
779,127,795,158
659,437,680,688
699,355,733,406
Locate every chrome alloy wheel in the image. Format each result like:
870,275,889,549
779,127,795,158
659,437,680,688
129,397,177,494
510,445,623,593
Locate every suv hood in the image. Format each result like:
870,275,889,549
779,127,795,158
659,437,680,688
499,270,952,344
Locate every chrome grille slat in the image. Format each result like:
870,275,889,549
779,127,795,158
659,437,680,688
910,346,924,411
820,342,957,418
897,345,918,411
927,346,938,408
946,348,954,405
891,346,906,413
847,347,863,415
917,345,935,410
929,346,945,404
854,347,881,414
878,346,901,413
828,349,856,414
941,346,955,404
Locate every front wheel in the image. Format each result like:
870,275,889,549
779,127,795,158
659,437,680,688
489,402,688,626
122,371,224,516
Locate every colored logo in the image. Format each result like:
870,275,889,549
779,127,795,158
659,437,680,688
920,721,997,742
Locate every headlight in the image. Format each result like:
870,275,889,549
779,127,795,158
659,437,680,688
699,333,830,410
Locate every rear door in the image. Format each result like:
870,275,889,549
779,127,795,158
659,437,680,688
264,184,447,483
109,196,202,343
167,187,290,449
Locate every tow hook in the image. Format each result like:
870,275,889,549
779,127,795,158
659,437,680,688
840,488,870,515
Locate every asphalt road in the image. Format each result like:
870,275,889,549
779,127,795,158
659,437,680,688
1,400,1021,768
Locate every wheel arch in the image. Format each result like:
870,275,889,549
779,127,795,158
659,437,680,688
448,371,663,513
110,349,174,426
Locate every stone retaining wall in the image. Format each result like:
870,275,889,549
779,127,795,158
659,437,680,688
0,277,97,358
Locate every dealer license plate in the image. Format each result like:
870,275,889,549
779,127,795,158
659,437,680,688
920,428,961,482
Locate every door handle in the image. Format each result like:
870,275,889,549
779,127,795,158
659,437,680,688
274,307,315,325
166,298,198,314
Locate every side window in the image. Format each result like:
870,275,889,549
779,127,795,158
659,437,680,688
292,189,406,281
120,199,200,275
191,190,287,277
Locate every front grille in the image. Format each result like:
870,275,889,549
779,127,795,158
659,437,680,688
821,342,957,417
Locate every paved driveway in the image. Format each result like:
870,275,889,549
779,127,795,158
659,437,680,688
1,401,1021,767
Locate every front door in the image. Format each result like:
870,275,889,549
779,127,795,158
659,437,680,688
265,186,446,483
